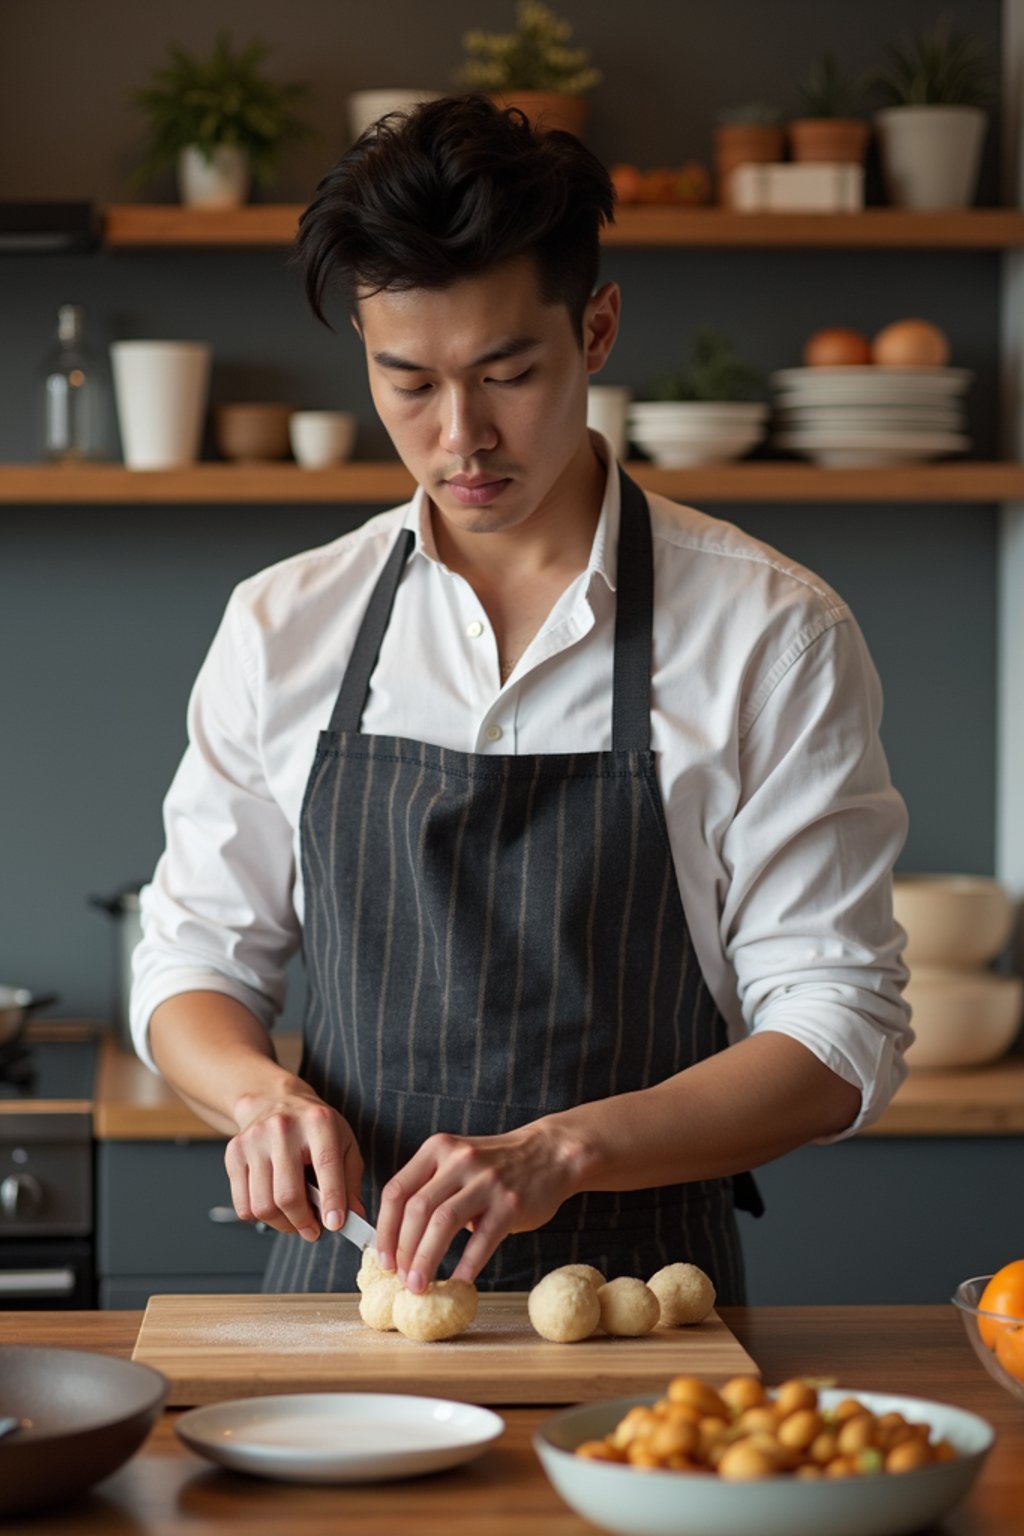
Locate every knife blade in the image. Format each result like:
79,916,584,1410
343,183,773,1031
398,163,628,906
305,1178,377,1252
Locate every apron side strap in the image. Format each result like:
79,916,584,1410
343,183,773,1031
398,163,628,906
329,527,416,733
732,1169,766,1219
612,466,654,753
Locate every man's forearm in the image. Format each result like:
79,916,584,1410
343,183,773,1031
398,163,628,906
545,1031,863,1197
148,991,304,1136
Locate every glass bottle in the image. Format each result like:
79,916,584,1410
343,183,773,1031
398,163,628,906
40,304,99,462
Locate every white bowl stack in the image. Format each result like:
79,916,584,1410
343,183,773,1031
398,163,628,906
770,366,973,466
627,402,769,467
893,876,1023,1069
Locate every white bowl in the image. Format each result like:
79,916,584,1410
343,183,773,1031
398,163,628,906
639,440,761,466
894,875,1014,967
347,90,443,141
535,1389,993,1536
903,966,1023,1068
630,419,764,440
629,402,769,425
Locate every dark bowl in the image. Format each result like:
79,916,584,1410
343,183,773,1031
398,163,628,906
0,1346,166,1516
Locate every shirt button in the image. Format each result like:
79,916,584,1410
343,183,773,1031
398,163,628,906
466,619,484,638
485,724,503,743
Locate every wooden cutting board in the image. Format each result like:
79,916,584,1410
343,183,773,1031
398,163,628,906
132,1292,759,1406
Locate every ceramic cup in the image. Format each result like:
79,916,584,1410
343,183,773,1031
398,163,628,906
289,410,357,468
587,385,631,460
110,341,212,469
214,403,293,462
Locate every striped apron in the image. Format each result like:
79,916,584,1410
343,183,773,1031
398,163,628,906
263,467,761,1301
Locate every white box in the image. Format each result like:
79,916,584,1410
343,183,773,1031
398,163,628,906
729,162,865,213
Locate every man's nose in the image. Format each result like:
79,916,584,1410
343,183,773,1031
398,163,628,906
440,386,498,457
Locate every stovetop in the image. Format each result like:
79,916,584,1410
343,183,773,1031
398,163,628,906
0,1038,97,1102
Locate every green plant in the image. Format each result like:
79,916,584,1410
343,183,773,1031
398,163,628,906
648,329,768,404
794,53,867,118
457,1,602,94
715,101,783,127
870,12,998,108
130,30,315,189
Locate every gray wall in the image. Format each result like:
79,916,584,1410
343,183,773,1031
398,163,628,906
0,1,1011,1302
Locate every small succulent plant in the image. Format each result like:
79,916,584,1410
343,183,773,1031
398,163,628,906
457,1,602,94
795,53,868,119
648,329,768,404
870,12,998,109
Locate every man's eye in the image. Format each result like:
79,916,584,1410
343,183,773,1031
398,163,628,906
488,369,532,387
392,381,431,397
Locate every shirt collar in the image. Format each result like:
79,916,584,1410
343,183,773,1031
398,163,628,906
401,429,620,594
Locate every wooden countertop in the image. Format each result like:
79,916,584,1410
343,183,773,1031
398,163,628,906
2,1305,1021,1534
93,1032,1024,1140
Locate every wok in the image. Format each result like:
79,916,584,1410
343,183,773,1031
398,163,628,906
0,986,59,1048
0,1346,166,1516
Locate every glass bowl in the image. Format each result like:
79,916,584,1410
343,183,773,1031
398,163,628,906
952,1274,1024,1403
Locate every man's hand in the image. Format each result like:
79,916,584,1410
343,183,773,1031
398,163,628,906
225,1084,365,1242
374,1120,586,1290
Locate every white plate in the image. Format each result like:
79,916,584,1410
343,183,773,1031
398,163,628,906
771,366,973,397
175,1392,505,1483
629,403,769,422
774,429,970,464
774,406,965,430
535,1388,994,1536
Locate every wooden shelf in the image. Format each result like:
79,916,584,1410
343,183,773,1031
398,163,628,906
102,204,1024,251
2,461,1022,505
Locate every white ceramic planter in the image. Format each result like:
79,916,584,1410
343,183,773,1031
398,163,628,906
176,144,251,209
347,90,443,142
874,106,987,210
110,341,212,469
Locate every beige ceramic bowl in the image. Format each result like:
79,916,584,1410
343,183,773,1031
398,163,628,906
893,875,1013,968
903,966,1023,1068
214,403,293,462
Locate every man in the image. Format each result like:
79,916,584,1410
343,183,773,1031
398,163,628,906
132,96,911,1304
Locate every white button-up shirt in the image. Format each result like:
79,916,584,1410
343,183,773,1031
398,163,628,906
132,439,911,1135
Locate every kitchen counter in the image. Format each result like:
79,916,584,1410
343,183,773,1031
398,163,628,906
2,1305,1021,1534
93,1031,1024,1139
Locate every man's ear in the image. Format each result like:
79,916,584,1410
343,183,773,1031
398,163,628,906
584,282,620,376
350,312,363,342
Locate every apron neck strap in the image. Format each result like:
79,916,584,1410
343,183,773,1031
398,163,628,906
328,465,654,748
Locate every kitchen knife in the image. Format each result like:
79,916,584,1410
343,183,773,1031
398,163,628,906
305,1178,377,1252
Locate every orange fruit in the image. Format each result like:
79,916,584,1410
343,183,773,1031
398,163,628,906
610,164,641,205
994,1324,1024,1383
978,1260,1024,1348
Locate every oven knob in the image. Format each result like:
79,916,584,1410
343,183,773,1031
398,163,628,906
0,1174,43,1217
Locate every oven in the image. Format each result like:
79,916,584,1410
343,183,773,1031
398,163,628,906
0,1034,97,1308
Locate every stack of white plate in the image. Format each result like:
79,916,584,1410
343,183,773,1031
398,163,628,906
627,402,769,467
771,367,973,466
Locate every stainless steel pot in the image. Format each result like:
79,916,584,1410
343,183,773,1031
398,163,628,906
89,885,143,1048
0,988,59,1049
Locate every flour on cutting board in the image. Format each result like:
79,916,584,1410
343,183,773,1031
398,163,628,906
196,1309,523,1351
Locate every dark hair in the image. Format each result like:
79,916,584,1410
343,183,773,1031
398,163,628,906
295,94,615,337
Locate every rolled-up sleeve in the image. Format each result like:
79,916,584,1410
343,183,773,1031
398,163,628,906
130,590,301,1071
720,613,912,1136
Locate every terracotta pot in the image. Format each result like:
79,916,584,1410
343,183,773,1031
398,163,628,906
713,124,785,205
489,91,588,137
214,403,293,462
787,118,869,165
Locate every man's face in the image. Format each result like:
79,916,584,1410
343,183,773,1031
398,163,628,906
354,255,619,537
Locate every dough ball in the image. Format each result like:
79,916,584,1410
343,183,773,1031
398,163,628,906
596,1276,660,1337
392,1278,478,1342
528,1271,601,1343
549,1263,606,1290
358,1272,404,1331
356,1247,394,1293
647,1262,716,1326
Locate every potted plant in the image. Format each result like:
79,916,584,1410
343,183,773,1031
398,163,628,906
713,103,785,206
455,0,602,137
788,53,870,166
869,12,997,209
627,329,770,466
130,31,315,208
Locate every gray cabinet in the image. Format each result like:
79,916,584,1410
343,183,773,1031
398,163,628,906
96,1138,276,1309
